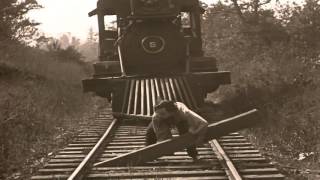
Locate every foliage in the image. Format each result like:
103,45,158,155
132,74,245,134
281,0,320,60
203,0,320,174
0,2,99,178
0,43,104,179
43,37,89,67
0,0,41,43
79,28,99,62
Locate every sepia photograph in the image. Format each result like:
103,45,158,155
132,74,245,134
0,0,319,179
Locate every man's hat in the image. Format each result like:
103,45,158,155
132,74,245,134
154,100,177,112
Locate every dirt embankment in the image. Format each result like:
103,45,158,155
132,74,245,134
0,44,106,180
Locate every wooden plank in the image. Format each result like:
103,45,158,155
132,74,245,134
102,149,214,155
87,170,225,178
105,145,144,149
68,143,96,147
38,168,75,173
219,143,252,146
144,159,221,165
111,138,145,142
225,150,260,154
92,165,213,171
108,142,145,145
239,168,280,174
103,149,132,153
242,174,285,179
228,154,262,158
58,151,84,154
218,138,246,142
54,155,86,159
31,175,68,180
50,159,83,163
95,109,259,167
44,163,83,168
71,140,97,144
114,136,145,139
222,146,255,150
99,154,216,160
220,136,244,139
232,158,266,162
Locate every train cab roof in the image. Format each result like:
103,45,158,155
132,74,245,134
89,0,201,17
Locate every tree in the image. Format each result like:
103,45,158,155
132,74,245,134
46,37,84,63
87,27,96,42
208,0,287,45
59,34,70,49
284,0,320,48
230,0,272,25
70,36,80,47
0,0,41,43
46,38,62,52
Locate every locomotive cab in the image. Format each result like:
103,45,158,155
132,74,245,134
83,0,231,118
90,0,207,76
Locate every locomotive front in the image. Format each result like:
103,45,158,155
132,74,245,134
83,0,231,119
121,0,187,74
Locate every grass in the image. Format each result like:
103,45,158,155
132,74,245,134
0,42,105,179
206,41,320,179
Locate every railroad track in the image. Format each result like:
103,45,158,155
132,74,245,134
31,109,285,180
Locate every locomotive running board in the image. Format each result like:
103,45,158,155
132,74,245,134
95,109,259,167
116,76,199,118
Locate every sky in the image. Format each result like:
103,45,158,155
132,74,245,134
28,0,220,41
29,0,301,42
29,0,98,41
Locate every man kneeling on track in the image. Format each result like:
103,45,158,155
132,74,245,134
146,100,208,161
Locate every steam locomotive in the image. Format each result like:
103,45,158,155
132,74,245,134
83,0,231,119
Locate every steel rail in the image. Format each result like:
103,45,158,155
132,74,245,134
210,139,242,180
67,118,118,180
32,118,285,179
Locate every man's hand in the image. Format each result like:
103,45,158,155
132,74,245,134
189,121,208,135
188,120,208,146
194,126,208,146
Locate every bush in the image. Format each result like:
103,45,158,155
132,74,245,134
0,43,104,179
203,0,320,169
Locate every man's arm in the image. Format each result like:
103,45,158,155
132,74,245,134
152,115,172,142
152,115,161,136
185,111,208,135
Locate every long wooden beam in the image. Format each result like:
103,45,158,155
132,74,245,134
95,109,259,167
